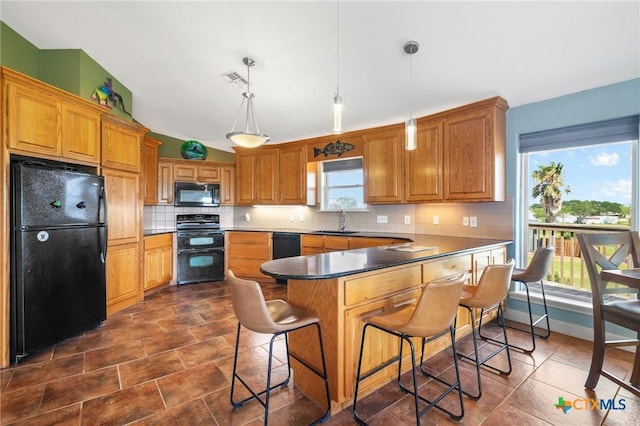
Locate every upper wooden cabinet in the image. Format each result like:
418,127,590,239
101,116,142,172
157,160,174,204
405,119,443,202
143,136,161,205
155,158,234,205
173,162,220,183
235,148,279,205
220,165,235,206
278,145,307,204
363,125,404,204
442,97,507,202
3,68,101,165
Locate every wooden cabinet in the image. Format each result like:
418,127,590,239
220,165,235,206
105,243,140,315
300,234,400,254
4,72,101,165
405,119,443,202
103,168,140,245
300,234,325,255
235,149,278,205
226,231,272,280
173,162,220,183
143,136,161,205
101,118,141,172
363,126,404,204
157,160,174,204
443,98,507,202
144,233,173,291
348,237,400,249
278,145,307,204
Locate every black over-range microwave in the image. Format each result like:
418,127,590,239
174,182,220,207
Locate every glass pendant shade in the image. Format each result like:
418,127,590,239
333,93,344,134
226,57,270,148
405,117,417,150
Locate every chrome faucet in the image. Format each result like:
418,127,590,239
339,209,347,232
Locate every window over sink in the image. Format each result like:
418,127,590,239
318,157,367,211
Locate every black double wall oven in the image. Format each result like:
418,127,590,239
176,214,225,285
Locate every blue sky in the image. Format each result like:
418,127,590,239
528,141,633,206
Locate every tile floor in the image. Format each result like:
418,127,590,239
1,280,639,425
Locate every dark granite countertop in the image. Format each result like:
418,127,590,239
260,235,511,280
143,229,176,237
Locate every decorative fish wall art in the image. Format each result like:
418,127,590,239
313,140,355,158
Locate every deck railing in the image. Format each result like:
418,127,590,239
526,223,633,298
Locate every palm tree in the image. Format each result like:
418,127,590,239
531,162,571,223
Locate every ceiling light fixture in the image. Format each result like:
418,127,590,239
333,0,344,134
226,57,270,148
404,41,419,151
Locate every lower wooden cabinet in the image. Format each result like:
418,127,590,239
300,234,401,254
226,231,272,280
144,233,174,291
106,242,141,315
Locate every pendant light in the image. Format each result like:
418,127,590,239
226,57,270,148
333,0,344,134
404,41,419,151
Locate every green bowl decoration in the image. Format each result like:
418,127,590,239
181,140,208,160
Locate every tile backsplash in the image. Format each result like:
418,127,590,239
144,198,513,240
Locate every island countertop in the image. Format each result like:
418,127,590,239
260,234,511,280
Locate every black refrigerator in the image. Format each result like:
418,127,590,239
10,159,107,363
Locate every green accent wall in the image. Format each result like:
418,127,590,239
151,132,235,163
0,22,39,77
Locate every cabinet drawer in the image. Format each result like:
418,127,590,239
345,265,422,306
301,234,324,248
144,233,173,250
422,254,472,283
324,236,349,251
228,231,271,245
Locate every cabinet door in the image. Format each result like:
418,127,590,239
405,120,443,202
443,105,505,201
278,146,306,204
198,165,220,182
157,161,174,204
106,242,141,314
300,234,324,255
173,164,197,182
348,237,396,249
101,121,141,172
227,232,272,279
324,236,349,252
6,83,61,156
144,233,173,290
344,299,392,399
143,137,161,205
235,153,256,205
256,150,278,204
61,103,101,164
220,166,235,205
363,128,404,203
103,168,140,245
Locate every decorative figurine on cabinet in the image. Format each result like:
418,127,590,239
91,77,132,116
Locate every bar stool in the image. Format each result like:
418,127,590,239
502,246,554,352
227,270,330,425
458,260,515,400
353,275,466,424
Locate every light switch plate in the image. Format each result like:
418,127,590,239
470,216,478,228
404,215,411,225
377,215,388,224
462,217,469,226
433,216,439,225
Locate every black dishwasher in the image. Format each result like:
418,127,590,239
272,232,301,284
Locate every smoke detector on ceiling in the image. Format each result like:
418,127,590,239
222,71,248,89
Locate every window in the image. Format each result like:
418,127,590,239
318,157,367,211
518,115,639,300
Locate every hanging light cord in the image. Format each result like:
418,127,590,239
336,0,340,96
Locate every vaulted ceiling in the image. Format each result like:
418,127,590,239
2,1,639,152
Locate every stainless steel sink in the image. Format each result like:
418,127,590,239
312,230,359,235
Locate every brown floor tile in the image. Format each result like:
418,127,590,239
0,384,46,425
130,398,217,425
4,403,81,426
157,312,206,332
131,306,178,323
5,354,84,391
171,299,213,316
176,336,235,368
189,318,238,341
157,361,229,407
141,328,197,355
85,339,146,371
81,381,165,425
51,330,114,358
531,358,619,400
109,322,165,346
119,350,185,388
484,402,553,425
40,366,120,412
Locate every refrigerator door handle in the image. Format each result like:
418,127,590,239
99,185,108,263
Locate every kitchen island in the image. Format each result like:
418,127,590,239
260,235,511,413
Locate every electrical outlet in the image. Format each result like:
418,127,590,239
244,212,250,222
288,215,295,222
404,215,411,225
470,216,478,228
462,217,469,226
299,213,304,222
433,216,439,225
377,215,388,224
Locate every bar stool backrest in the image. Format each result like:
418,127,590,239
228,270,279,334
466,260,515,308
515,246,555,282
400,274,465,337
